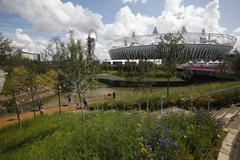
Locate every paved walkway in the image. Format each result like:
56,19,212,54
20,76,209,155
216,105,240,160
0,105,76,129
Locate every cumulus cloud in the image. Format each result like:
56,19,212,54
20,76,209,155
13,28,47,53
100,0,225,43
0,0,104,33
0,0,237,59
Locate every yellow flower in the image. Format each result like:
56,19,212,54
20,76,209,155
140,143,149,155
188,154,193,160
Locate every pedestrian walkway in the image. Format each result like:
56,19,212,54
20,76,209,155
212,104,240,160
0,105,76,129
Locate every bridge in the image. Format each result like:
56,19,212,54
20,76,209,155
178,63,237,81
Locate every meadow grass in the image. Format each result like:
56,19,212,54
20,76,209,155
0,111,222,160
97,81,240,110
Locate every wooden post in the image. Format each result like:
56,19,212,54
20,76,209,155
161,97,163,111
146,101,149,112
190,99,193,112
208,96,210,112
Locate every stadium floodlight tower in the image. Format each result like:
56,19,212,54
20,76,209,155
108,27,237,62
87,29,97,61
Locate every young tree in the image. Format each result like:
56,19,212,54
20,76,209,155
24,59,55,120
230,49,240,79
3,66,29,127
0,32,12,66
66,30,96,119
45,35,65,115
157,32,184,97
132,57,151,95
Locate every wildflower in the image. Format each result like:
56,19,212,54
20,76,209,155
172,139,178,149
188,154,193,160
217,134,221,138
156,123,161,129
140,143,149,155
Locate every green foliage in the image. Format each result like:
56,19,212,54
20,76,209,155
230,50,240,79
3,67,28,95
140,111,222,159
157,32,186,96
0,32,12,64
3,67,56,95
57,72,75,93
95,81,240,111
0,111,222,160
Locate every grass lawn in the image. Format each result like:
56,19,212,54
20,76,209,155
0,111,223,160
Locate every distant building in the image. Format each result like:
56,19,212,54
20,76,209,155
0,70,6,93
4,48,41,61
20,50,41,61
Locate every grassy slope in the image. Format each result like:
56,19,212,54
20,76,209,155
99,81,240,108
0,111,222,160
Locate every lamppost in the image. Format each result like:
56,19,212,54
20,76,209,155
207,96,211,112
189,60,193,84
160,95,166,111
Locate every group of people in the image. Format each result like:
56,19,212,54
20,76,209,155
66,91,116,110
37,100,44,115
66,94,88,109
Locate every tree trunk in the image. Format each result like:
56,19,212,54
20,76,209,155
30,86,36,120
10,77,21,128
77,82,84,120
57,83,61,115
167,74,170,97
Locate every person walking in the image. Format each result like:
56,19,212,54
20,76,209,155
82,97,88,109
113,91,116,99
67,95,72,104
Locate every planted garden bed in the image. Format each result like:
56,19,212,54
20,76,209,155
0,111,223,160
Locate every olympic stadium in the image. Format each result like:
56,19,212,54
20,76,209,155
107,28,237,62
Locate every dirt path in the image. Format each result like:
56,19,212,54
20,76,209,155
0,104,77,129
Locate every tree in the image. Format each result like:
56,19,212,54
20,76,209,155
230,49,240,79
3,66,29,127
45,35,65,115
157,32,185,97
0,32,12,66
66,30,96,119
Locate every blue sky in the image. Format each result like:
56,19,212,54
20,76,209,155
0,0,240,59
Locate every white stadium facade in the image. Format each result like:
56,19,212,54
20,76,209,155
107,27,237,62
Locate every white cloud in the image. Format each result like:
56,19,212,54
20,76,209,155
122,0,148,4
0,0,104,33
13,28,47,53
101,0,225,42
0,0,237,60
